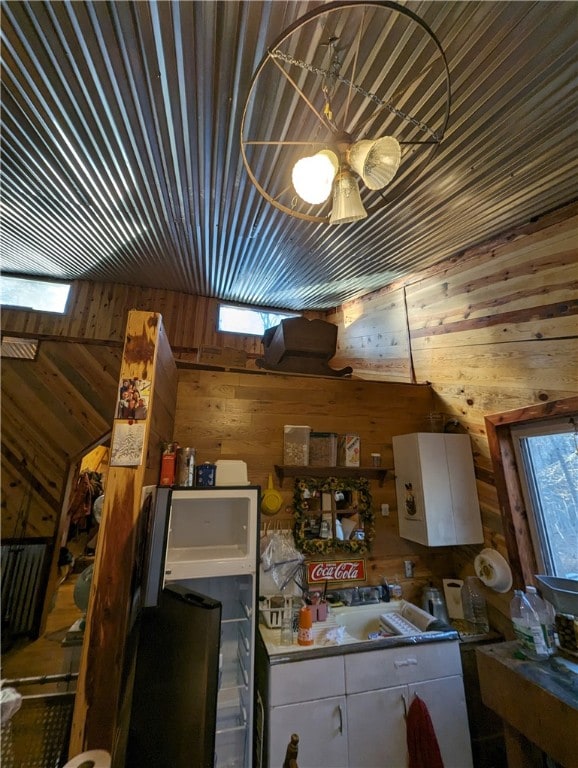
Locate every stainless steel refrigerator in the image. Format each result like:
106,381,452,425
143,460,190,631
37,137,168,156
126,485,260,768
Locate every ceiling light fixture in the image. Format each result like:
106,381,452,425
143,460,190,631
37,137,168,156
241,1,451,225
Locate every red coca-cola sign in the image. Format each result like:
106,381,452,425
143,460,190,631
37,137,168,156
307,559,366,584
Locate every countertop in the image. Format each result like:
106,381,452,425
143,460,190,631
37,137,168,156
476,641,578,767
258,602,459,665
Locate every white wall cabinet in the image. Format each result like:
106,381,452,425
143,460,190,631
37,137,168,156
392,433,483,546
256,639,473,768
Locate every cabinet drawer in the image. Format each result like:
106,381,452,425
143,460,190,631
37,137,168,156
269,656,345,706
345,641,462,694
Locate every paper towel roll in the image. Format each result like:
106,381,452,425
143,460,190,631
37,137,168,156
63,750,111,768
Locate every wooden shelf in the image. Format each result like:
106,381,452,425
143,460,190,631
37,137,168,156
274,465,388,487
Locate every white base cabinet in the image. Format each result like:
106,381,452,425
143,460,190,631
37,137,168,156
256,638,473,768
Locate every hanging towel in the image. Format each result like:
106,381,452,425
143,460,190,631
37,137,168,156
406,694,444,768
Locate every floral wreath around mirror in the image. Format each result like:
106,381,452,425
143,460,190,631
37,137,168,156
293,476,374,555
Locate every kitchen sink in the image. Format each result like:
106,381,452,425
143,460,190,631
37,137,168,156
332,600,435,642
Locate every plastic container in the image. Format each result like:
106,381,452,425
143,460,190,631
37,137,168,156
283,425,312,466
525,585,555,654
510,589,550,660
461,576,489,634
309,432,338,467
297,605,314,646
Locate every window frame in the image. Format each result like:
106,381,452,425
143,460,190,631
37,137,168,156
511,418,577,577
485,396,578,588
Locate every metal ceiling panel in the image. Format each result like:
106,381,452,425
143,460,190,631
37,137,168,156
1,1,576,310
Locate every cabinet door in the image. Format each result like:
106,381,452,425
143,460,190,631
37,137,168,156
268,696,348,768
346,685,408,767
410,675,473,768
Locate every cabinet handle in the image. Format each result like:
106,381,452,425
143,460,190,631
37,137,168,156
337,704,343,734
394,657,418,668
401,694,408,717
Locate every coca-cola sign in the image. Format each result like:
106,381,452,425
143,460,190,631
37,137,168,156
307,559,366,584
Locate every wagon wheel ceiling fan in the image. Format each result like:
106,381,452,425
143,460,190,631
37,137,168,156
240,1,451,225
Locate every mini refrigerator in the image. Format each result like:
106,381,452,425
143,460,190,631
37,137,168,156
126,485,260,768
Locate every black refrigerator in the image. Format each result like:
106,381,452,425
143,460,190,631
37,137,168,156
126,485,260,768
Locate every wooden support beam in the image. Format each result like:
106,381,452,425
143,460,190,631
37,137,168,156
69,311,177,758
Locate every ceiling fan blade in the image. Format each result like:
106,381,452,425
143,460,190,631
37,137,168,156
348,137,401,190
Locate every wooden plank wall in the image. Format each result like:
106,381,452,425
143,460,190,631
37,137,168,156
172,368,463,602
327,202,578,620
1,342,121,542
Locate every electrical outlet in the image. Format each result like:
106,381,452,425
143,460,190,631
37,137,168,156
381,503,389,517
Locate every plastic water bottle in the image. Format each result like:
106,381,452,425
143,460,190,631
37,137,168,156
510,589,550,660
461,576,490,634
525,585,555,655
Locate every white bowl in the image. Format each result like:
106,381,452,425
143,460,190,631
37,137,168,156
474,548,513,593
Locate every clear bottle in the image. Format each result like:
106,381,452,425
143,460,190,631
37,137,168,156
525,585,555,655
461,576,490,634
389,576,403,601
510,589,550,660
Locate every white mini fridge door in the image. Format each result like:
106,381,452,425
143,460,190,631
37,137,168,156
180,573,256,768
139,486,260,767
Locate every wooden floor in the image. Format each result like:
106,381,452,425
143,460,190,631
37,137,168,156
1,571,84,686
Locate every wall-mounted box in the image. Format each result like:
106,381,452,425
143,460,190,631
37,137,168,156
392,433,483,546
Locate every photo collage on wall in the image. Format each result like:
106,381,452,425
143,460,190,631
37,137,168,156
110,377,151,467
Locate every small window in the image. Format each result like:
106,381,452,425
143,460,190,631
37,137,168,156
512,418,578,578
218,304,299,335
0,276,71,313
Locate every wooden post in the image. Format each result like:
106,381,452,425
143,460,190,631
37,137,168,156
69,310,177,757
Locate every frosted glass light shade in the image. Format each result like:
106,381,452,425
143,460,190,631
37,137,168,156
329,170,367,225
292,150,338,204
348,136,401,190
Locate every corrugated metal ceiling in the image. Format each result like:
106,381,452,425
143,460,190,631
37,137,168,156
1,1,577,311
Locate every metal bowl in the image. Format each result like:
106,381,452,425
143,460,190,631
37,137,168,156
535,575,578,616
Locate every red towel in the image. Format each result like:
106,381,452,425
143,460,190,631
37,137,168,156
406,694,444,768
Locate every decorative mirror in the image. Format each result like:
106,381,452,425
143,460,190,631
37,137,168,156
293,476,374,555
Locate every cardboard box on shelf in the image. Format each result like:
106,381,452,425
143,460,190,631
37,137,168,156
338,433,360,466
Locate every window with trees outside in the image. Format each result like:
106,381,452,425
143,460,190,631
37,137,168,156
512,418,578,579
218,304,299,335
485,398,578,587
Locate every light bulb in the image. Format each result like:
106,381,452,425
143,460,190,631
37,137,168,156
292,150,338,205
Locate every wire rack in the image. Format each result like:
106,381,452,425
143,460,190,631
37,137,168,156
1,674,77,768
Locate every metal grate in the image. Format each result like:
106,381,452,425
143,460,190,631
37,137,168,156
1,542,49,638
1,692,75,768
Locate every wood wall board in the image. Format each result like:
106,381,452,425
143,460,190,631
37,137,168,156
412,340,578,390
405,232,577,328
31,348,116,438
0,363,98,456
70,310,178,758
410,314,578,350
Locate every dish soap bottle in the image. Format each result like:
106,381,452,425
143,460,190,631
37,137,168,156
297,604,314,646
